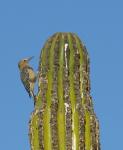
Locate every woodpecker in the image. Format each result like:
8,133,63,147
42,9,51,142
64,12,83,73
18,56,36,99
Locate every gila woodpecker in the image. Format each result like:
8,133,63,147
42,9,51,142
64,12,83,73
18,56,36,100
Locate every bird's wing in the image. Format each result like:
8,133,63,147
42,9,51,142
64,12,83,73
28,67,36,82
20,67,32,97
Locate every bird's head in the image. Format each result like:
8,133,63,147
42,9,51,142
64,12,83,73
18,56,34,70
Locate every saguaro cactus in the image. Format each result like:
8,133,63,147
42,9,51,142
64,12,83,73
29,33,100,150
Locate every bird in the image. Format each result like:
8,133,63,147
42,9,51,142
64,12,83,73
18,56,36,100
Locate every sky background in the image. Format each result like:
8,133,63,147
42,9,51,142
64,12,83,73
0,0,123,149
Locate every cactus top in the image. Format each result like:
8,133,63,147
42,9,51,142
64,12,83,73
37,32,92,109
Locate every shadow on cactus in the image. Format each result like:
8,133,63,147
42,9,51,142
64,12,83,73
19,32,101,150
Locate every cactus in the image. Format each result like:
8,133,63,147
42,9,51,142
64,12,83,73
29,33,100,150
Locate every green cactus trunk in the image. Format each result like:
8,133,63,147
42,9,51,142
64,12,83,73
29,33,100,150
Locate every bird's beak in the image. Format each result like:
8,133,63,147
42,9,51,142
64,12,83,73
27,56,34,62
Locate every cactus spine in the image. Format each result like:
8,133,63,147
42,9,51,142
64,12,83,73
29,33,100,150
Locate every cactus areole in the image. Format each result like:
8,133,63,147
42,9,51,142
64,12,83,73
29,33,100,150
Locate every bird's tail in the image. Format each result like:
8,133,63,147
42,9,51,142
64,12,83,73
30,91,36,105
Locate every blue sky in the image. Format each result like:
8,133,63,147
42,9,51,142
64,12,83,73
0,0,123,149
